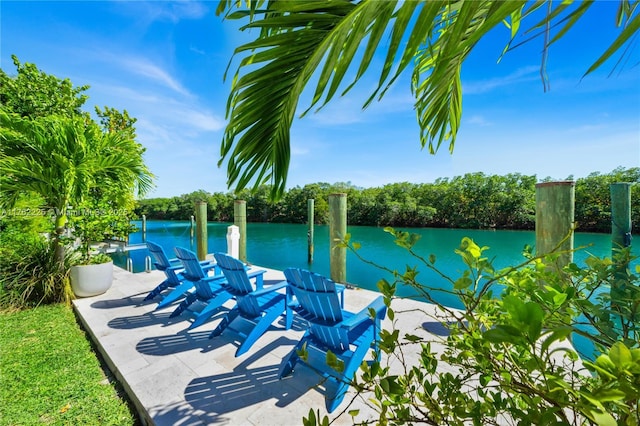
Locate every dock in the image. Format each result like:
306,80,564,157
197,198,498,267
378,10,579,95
72,265,455,425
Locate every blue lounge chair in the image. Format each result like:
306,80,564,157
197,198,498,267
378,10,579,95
210,253,287,356
144,241,217,308
169,247,231,329
280,268,387,413
144,241,215,306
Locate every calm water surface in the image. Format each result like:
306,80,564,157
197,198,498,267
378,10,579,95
117,221,638,309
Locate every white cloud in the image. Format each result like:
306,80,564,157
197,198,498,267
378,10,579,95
466,115,492,126
89,81,224,132
304,95,366,125
562,124,608,133
91,84,164,104
114,1,209,24
119,57,192,96
463,65,540,95
172,108,225,132
71,46,193,97
450,127,640,181
189,45,206,55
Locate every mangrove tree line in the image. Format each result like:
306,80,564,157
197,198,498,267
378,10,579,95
135,167,639,233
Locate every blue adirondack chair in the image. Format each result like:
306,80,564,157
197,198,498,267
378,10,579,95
144,241,219,309
280,268,387,413
169,247,232,329
210,252,288,356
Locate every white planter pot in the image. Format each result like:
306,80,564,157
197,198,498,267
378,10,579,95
70,261,114,297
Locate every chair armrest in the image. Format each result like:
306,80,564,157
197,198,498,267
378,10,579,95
167,264,184,271
251,280,287,297
246,268,265,289
342,296,386,330
246,269,265,279
202,263,218,273
335,284,346,308
202,274,226,283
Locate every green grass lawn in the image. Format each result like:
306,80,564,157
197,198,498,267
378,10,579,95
0,304,138,425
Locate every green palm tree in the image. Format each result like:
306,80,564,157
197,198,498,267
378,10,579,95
216,0,639,200
0,110,154,265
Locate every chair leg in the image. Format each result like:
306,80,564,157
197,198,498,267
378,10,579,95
143,279,169,301
157,281,194,309
278,333,310,378
235,301,284,356
209,307,240,338
188,293,233,330
326,327,375,413
170,293,196,318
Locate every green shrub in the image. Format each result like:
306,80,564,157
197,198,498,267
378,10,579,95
0,228,75,310
306,230,640,425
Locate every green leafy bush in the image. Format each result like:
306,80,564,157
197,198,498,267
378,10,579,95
0,227,76,310
306,230,639,425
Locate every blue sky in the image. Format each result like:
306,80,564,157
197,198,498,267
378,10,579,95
2,1,639,198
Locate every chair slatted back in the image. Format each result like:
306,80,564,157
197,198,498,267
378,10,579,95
213,253,254,294
146,241,172,271
147,241,181,286
284,268,348,352
214,253,262,317
174,247,216,299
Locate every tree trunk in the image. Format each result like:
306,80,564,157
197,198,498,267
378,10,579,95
53,212,67,268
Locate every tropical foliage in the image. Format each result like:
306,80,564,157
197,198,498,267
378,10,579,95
216,0,639,200
0,224,77,309
318,232,640,425
0,55,89,119
135,167,639,232
0,57,154,308
0,111,153,265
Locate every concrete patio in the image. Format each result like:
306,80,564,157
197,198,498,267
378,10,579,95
72,265,453,426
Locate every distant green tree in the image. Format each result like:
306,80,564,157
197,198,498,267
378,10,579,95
95,106,137,138
136,197,173,220
0,55,89,118
575,167,640,232
136,167,636,232
347,186,381,226
245,185,275,222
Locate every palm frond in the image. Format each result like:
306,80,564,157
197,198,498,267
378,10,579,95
218,0,639,201
220,0,363,199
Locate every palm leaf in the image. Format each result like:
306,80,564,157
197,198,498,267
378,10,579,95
219,0,362,199
217,0,637,200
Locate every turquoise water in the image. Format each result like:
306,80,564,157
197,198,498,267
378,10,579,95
114,221,637,358
117,221,637,307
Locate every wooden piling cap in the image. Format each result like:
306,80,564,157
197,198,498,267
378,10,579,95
536,181,575,188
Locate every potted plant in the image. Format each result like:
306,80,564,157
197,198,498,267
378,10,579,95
68,195,138,297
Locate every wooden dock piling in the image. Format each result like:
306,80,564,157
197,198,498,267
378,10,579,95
535,181,575,268
610,183,632,252
610,183,633,314
195,201,207,261
329,193,347,283
308,199,314,264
